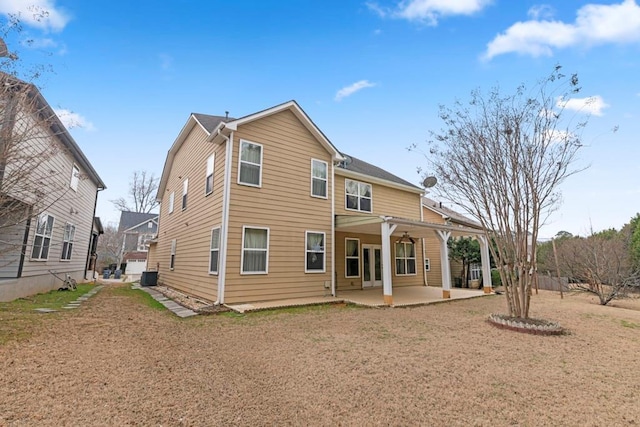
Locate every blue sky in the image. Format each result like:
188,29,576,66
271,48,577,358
2,0,639,238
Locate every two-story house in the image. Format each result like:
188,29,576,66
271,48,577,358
117,211,158,277
0,73,106,301
149,101,491,306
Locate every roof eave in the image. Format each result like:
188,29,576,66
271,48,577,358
335,168,424,194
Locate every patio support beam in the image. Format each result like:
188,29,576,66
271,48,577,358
435,230,452,299
381,221,397,305
478,235,493,294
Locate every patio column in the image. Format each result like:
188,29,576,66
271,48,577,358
477,235,493,294
381,221,397,305
435,230,452,299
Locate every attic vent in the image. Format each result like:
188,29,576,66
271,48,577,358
225,111,229,120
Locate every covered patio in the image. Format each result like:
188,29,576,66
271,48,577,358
339,285,488,307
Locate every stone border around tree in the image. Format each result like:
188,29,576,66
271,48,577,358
487,313,566,336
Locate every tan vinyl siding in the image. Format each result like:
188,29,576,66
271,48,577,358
334,173,422,220
335,231,425,291
154,123,224,302
223,110,333,303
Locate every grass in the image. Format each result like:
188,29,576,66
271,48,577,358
219,302,361,318
0,283,96,346
110,285,166,311
620,319,640,329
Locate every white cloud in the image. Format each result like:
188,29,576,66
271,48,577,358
484,0,640,60
527,4,555,20
0,0,70,32
54,109,95,131
368,0,492,25
335,80,377,101
557,95,609,116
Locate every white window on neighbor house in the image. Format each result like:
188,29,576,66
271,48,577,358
311,159,328,198
170,239,176,270
345,238,360,278
395,242,417,276
305,231,325,273
31,213,54,260
147,221,153,229
168,191,175,214
205,154,215,195
209,227,220,274
345,179,372,213
70,165,80,191
238,140,263,187
425,258,430,272
241,226,269,274
61,223,76,260
137,234,154,252
182,179,189,210
470,263,482,280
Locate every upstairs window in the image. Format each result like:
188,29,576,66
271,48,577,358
395,242,416,276
311,159,328,198
61,223,76,260
168,192,175,214
305,231,325,272
31,213,54,260
70,165,80,191
205,154,215,195
182,179,188,210
238,140,262,187
345,179,372,213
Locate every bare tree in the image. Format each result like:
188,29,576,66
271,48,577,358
94,223,122,271
110,170,159,213
420,66,589,319
555,230,640,305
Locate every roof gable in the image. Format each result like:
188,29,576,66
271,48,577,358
335,154,423,194
118,211,159,232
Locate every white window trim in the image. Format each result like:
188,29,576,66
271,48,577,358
205,154,215,196
237,139,263,188
425,258,431,272
240,226,269,275
345,238,360,278
305,231,326,273
182,178,189,210
395,242,417,276
31,213,54,261
209,226,221,275
345,179,373,213
310,159,328,199
168,192,175,214
60,222,75,261
170,239,176,270
70,165,80,192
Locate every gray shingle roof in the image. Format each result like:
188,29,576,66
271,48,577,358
118,211,158,232
337,154,421,190
422,197,481,228
192,113,234,133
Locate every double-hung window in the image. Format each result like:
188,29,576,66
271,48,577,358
205,154,215,195
425,258,431,272
209,227,220,274
70,165,80,191
61,223,76,260
238,140,262,187
31,213,54,260
241,227,268,274
345,238,360,278
395,242,417,275
168,192,175,214
182,179,188,210
311,159,328,198
170,239,177,270
305,231,325,272
345,179,372,212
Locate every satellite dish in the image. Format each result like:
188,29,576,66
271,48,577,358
422,176,437,188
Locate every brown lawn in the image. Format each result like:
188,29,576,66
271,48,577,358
1,284,639,426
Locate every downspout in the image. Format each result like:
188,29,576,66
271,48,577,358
420,200,428,286
217,127,233,305
331,161,336,297
84,186,104,281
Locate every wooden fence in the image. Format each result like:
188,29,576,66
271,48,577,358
536,275,569,291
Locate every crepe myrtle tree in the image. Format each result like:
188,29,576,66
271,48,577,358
418,66,592,319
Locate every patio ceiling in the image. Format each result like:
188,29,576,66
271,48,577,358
335,215,486,239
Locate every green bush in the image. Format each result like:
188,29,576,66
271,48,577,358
491,269,502,287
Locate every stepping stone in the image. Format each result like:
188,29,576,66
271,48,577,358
34,308,57,313
63,305,78,309
175,310,198,318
